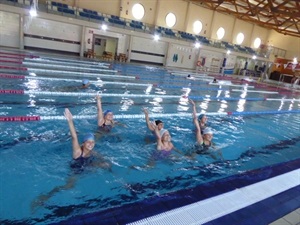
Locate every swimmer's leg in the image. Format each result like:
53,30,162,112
31,175,78,212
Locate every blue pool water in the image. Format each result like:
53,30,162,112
0,51,300,224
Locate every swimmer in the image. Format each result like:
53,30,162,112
31,108,111,211
65,108,95,159
96,94,115,132
212,78,218,83
154,126,173,152
190,99,208,133
82,79,90,88
186,74,195,80
143,108,164,133
188,99,222,159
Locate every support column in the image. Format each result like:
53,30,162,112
80,25,85,57
127,35,133,62
19,14,24,50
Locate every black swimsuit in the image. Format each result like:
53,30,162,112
99,122,113,132
195,141,211,154
70,150,94,174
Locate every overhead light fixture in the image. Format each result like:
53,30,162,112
29,0,38,17
101,24,107,30
293,57,298,64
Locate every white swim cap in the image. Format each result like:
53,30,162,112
159,129,168,137
203,127,213,135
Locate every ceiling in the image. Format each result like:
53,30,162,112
190,0,300,38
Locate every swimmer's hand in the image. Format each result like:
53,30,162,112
96,93,101,101
64,108,73,121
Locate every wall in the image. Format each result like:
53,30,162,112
130,36,167,65
0,11,20,48
185,3,213,37
232,19,253,46
268,31,300,60
23,16,82,53
210,12,235,42
155,0,188,31
166,44,198,69
120,0,158,25
77,0,120,16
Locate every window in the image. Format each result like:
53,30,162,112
132,3,144,20
166,13,176,28
253,37,261,48
236,32,244,44
216,27,225,40
193,20,203,34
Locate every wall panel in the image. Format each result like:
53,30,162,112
0,11,20,48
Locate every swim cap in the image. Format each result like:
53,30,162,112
203,127,213,135
83,133,95,143
82,79,89,85
159,129,168,137
155,120,163,125
198,114,205,121
104,109,112,117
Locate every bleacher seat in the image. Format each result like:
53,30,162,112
108,15,126,26
50,1,74,15
129,20,144,30
245,47,256,54
179,31,196,41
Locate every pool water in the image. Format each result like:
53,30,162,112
0,51,300,224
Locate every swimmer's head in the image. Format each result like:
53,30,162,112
155,120,163,125
159,129,171,141
203,127,213,135
198,114,205,121
159,129,167,137
104,109,113,117
83,133,95,143
82,79,90,85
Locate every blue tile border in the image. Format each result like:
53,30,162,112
204,185,300,225
52,158,300,225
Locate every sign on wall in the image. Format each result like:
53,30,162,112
166,44,198,69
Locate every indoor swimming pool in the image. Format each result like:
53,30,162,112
0,50,300,224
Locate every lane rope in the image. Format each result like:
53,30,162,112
1,89,299,101
0,74,151,87
26,69,136,79
24,58,109,68
1,110,300,122
22,61,112,72
231,89,279,94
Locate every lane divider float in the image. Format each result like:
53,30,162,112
1,90,299,102
1,110,300,122
0,74,152,87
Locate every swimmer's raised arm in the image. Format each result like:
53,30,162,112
143,108,155,131
189,99,197,120
189,99,203,144
64,108,81,158
96,94,104,127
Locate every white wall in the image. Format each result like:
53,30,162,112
166,43,198,69
23,16,82,53
130,36,167,64
0,11,20,48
